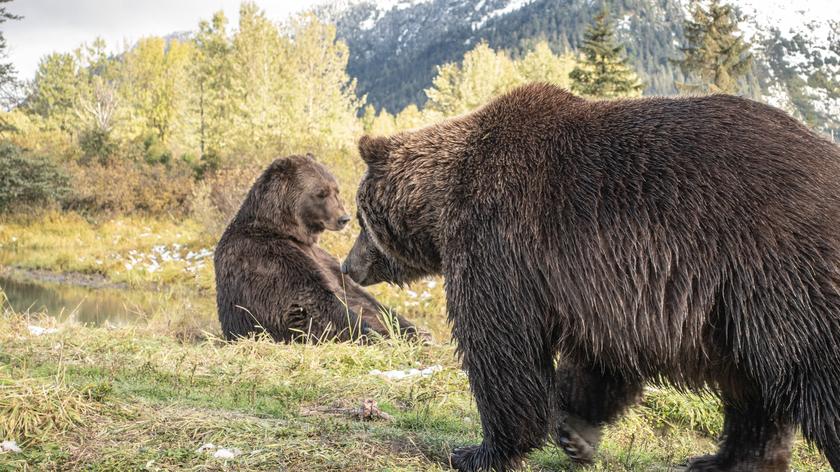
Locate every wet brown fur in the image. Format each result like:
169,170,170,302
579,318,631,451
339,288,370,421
342,84,840,471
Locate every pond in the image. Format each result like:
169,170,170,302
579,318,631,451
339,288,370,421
0,271,212,326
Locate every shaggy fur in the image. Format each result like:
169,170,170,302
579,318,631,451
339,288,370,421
341,84,840,471
215,154,419,343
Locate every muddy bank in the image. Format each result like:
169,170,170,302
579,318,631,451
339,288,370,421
0,265,127,290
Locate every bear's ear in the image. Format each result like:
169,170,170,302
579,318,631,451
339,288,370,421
358,135,392,168
270,156,297,174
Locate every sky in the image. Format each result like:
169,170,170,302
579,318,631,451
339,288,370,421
2,0,839,82
2,0,322,81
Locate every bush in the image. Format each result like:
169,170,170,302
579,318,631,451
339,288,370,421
78,128,117,165
191,166,258,236
142,134,172,166
0,142,70,213
64,160,195,216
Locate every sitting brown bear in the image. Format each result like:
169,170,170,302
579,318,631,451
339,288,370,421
214,154,420,343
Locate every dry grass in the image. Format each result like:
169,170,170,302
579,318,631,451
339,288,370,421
0,310,832,471
0,377,96,447
0,215,831,470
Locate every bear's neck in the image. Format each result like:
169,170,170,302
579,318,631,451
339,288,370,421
242,216,320,247
284,222,322,247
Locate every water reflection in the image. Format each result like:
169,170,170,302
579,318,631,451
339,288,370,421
0,274,183,326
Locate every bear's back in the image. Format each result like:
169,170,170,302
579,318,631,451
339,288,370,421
214,225,308,339
453,85,840,234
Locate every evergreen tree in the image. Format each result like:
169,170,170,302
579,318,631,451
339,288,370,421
28,53,84,132
0,0,21,108
675,0,753,94
569,11,642,98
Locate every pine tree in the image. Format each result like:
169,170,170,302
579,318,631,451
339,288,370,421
0,0,21,108
28,53,84,132
675,0,753,94
569,11,642,98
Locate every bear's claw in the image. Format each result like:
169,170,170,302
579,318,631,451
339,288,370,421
450,444,523,471
554,420,597,465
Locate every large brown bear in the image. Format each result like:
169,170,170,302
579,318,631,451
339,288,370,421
340,83,840,471
215,154,420,343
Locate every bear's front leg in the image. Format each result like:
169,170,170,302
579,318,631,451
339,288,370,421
685,393,794,472
448,344,555,472
446,262,556,471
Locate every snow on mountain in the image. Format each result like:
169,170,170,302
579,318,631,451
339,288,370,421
471,0,534,30
729,0,839,128
314,0,838,135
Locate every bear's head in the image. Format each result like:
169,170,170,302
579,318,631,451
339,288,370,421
341,134,443,286
238,154,350,244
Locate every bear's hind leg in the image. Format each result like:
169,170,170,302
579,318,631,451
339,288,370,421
687,395,794,472
553,363,643,465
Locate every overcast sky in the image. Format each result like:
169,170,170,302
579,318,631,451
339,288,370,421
3,0,839,82
2,0,322,81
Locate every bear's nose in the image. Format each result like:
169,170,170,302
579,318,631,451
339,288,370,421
340,261,349,274
338,215,351,227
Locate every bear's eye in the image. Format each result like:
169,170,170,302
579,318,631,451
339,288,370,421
317,190,329,199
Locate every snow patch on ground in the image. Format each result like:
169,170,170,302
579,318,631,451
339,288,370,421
196,443,243,459
369,365,442,380
1,441,22,453
28,325,59,336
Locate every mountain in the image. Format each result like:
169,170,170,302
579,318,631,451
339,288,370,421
319,0,688,112
316,0,839,137
738,1,839,137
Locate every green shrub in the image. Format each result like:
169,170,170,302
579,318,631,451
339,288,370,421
78,128,117,165
142,134,172,166
0,142,70,213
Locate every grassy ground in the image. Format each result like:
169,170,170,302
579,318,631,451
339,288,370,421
0,312,831,471
0,215,832,471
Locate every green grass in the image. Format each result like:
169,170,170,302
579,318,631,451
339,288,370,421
0,214,833,470
0,312,831,471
